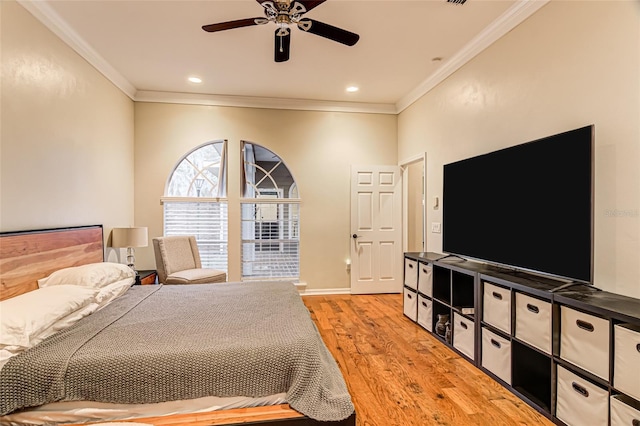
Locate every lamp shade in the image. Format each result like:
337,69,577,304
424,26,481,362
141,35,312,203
112,227,148,248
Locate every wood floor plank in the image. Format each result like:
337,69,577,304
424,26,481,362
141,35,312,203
302,294,555,426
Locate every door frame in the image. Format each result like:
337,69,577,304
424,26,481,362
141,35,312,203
400,153,427,253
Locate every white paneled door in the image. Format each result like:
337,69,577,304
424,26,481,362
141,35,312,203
350,165,403,294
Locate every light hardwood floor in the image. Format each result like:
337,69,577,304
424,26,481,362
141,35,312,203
302,293,554,426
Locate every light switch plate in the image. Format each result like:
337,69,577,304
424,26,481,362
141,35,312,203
431,222,441,233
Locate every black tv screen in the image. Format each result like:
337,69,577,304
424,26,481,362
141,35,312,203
442,125,593,283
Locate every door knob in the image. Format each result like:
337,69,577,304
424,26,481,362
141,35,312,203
352,234,359,239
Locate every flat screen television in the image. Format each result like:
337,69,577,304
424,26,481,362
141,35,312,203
442,125,594,284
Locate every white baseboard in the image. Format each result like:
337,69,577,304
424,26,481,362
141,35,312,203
300,288,352,296
293,282,352,296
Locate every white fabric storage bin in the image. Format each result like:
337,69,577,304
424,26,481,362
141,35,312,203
403,287,418,321
453,312,475,360
404,258,418,290
417,262,433,297
515,292,552,354
556,365,608,426
610,395,640,426
417,294,432,331
560,306,610,380
481,327,512,384
483,282,511,334
613,324,640,401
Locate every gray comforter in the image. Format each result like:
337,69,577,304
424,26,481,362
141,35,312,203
0,282,354,421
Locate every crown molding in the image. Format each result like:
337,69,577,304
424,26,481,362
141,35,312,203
18,0,137,99
395,0,550,114
134,91,397,115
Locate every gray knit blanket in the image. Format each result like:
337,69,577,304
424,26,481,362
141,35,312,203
0,282,354,421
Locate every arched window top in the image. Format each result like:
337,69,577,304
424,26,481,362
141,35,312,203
166,141,227,198
242,141,298,199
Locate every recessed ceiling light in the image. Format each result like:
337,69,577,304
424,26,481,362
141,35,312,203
188,76,202,84
346,86,359,93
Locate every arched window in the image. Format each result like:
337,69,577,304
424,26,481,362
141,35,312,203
161,140,300,282
166,141,226,198
163,141,228,272
241,142,300,280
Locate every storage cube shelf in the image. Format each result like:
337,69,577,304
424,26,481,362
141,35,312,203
610,395,640,426
404,258,418,290
560,305,610,381
613,324,640,402
404,252,640,426
403,287,418,321
481,327,511,385
515,292,553,354
483,282,511,334
556,365,609,426
433,265,452,305
453,312,475,360
417,294,432,332
417,263,433,296
512,339,552,412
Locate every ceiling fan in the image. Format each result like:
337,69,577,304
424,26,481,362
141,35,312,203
202,0,360,63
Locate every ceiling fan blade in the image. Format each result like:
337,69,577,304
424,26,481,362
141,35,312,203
291,0,326,13
202,18,263,33
297,19,359,46
274,29,291,63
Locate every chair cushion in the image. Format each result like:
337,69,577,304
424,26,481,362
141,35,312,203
165,268,227,285
160,238,198,274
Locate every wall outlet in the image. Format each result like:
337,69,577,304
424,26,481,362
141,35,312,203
431,222,441,233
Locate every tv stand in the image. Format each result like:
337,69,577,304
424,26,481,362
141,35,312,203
403,252,640,426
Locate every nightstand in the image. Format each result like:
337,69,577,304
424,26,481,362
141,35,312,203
135,270,157,285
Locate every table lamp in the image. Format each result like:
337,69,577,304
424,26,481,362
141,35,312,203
111,227,148,273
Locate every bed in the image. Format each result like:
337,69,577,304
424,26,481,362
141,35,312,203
0,225,356,426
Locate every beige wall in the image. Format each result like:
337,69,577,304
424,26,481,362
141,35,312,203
398,1,640,298
1,1,135,257
134,103,397,289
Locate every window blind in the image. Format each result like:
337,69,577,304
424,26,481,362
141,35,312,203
241,202,299,280
163,201,228,272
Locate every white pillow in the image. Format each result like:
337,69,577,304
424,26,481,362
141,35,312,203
95,277,134,307
0,285,97,348
38,262,135,289
0,301,100,368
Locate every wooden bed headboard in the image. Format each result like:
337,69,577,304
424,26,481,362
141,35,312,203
0,225,104,301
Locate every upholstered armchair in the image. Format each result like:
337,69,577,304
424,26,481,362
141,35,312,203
152,236,226,284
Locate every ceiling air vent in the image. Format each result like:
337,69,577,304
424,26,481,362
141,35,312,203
447,0,467,4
